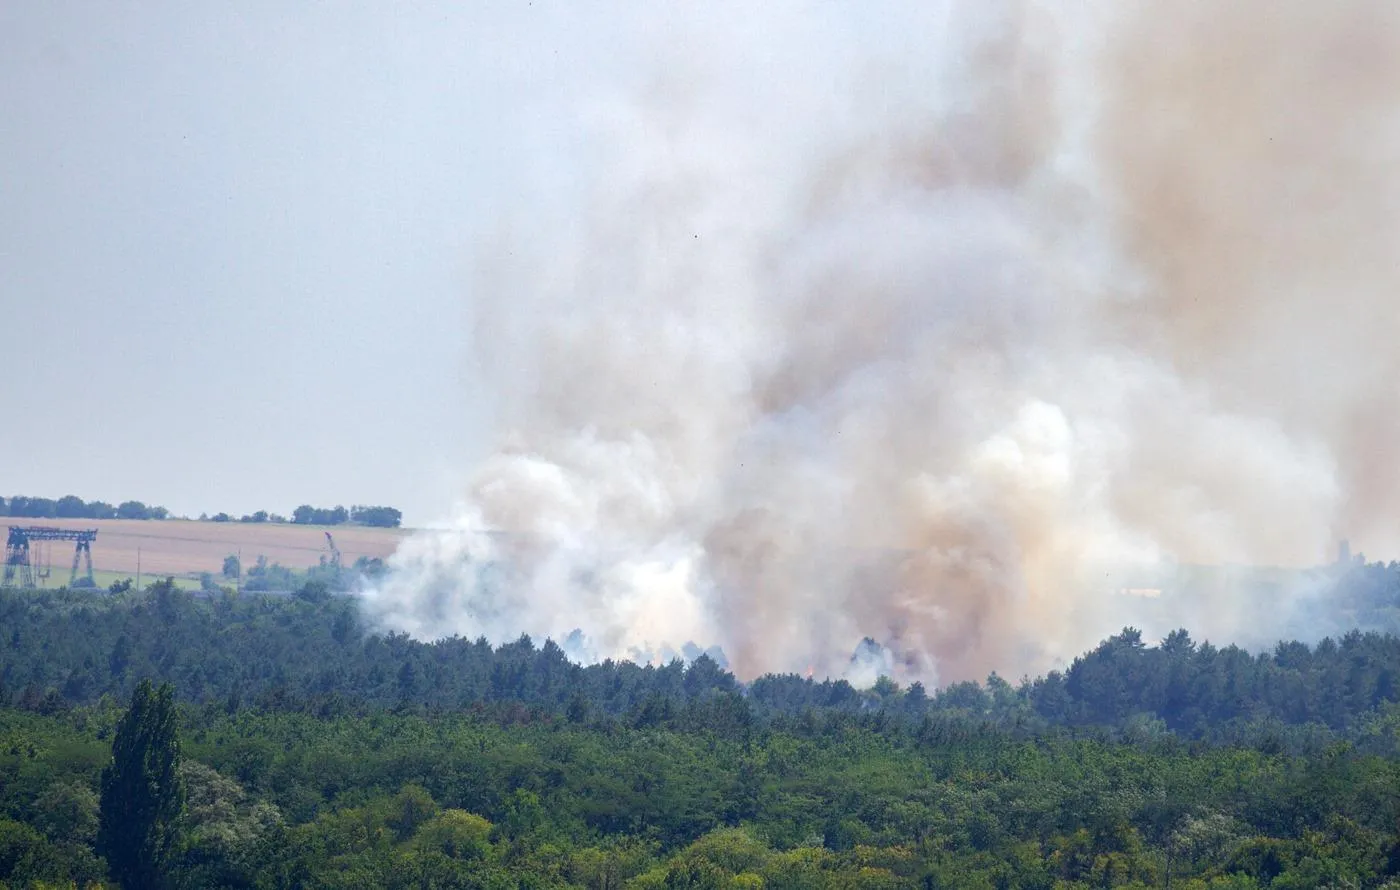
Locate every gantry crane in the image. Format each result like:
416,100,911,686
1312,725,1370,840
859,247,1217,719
3,526,97,588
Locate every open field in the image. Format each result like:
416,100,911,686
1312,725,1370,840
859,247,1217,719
16,570,201,592
88,570,201,591
2,518,409,578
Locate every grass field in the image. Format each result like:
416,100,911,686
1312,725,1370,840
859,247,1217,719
1,518,409,579
11,569,199,591
68,570,201,591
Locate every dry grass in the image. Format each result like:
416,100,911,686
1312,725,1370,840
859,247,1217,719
2,518,408,577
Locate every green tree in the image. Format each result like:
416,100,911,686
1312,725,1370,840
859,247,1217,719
116,500,150,520
55,494,91,518
33,780,100,845
350,505,403,528
98,679,186,889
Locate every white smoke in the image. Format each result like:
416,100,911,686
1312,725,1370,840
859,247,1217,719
361,1,1400,686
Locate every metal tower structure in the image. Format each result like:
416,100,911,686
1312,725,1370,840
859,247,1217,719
3,526,98,588
324,532,342,571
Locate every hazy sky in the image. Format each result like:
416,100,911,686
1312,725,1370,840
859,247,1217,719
0,3,623,525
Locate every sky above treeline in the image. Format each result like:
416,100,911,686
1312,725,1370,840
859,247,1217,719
0,2,650,525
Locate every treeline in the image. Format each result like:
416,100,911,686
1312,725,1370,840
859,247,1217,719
0,495,169,521
0,494,403,528
4,565,1400,885
9,580,1400,752
204,509,289,523
0,497,402,529
291,504,403,528
203,505,402,528
9,594,1400,886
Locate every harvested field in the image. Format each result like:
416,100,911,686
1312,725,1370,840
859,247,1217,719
1,518,409,578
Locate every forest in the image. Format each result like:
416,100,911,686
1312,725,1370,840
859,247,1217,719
5,563,1400,887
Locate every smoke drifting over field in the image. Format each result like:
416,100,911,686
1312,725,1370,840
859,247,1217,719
360,2,1400,684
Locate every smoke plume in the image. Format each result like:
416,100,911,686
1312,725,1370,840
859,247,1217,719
360,1,1400,685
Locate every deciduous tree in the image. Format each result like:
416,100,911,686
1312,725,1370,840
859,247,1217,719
98,679,185,889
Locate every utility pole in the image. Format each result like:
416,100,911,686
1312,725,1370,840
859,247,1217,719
136,547,141,592
236,548,241,595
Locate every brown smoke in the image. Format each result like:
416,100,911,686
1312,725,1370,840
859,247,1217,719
362,1,1400,685
1102,2,1400,558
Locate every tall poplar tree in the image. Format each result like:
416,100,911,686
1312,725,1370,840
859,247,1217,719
98,679,185,889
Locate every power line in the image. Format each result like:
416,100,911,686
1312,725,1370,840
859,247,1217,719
82,528,396,555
